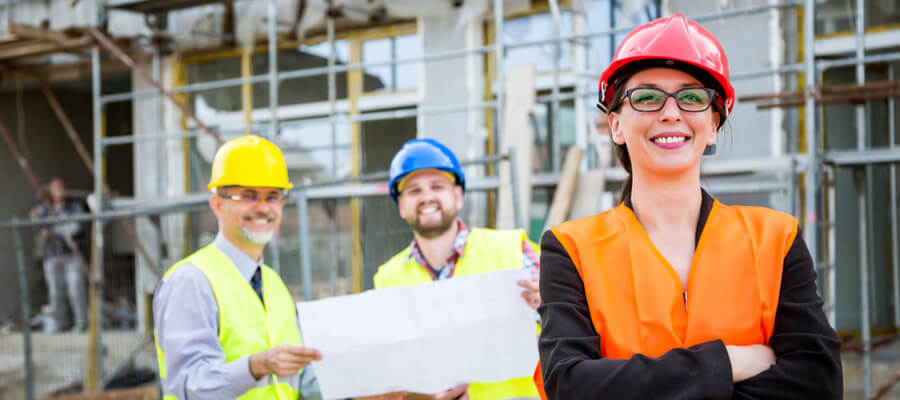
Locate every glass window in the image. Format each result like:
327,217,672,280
363,38,393,91
299,40,351,64
503,11,573,73
362,34,420,93
186,41,354,112
815,0,900,36
395,34,420,91
280,117,352,181
530,98,576,173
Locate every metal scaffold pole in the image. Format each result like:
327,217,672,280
548,0,562,173
801,0,819,318
494,0,505,154
889,64,899,331
297,189,313,301
853,0,872,396
266,0,281,275
87,41,105,393
326,7,339,296
12,227,34,400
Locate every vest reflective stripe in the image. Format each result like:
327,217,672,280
534,201,796,398
155,244,302,400
375,228,540,400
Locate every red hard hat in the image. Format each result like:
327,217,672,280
598,13,734,114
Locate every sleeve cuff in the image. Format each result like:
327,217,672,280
228,355,260,396
698,340,733,398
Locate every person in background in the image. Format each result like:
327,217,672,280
29,178,88,333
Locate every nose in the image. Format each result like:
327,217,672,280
417,189,440,204
251,196,277,215
658,96,682,123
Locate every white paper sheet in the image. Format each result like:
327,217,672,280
296,269,539,399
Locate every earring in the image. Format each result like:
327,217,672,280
703,144,717,155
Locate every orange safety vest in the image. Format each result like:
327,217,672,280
534,200,797,398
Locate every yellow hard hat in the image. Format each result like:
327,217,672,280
207,135,293,191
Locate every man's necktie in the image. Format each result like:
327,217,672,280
250,267,264,306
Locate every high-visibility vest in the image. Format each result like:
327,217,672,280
375,227,541,400
155,244,303,400
534,200,796,398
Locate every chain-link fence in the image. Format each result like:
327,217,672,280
0,154,512,400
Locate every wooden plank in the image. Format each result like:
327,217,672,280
0,34,19,44
0,38,45,52
8,22,70,43
46,386,159,400
0,36,91,61
543,146,583,231
497,63,535,230
568,168,611,220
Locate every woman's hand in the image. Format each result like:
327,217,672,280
726,344,775,382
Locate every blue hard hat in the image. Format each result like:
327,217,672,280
389,138,465,202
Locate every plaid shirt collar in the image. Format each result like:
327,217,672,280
407,219,470,280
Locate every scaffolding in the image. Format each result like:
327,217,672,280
1,0,900,398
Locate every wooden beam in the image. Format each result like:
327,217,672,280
0,34,19,44
86,27,224,145
543,146,584,231
46,387,159,400
0,36,91,61
8,22,71,44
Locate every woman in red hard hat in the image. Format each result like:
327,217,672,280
534,14,841,399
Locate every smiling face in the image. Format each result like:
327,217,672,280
608,67,720,176
210,186,285,249
396,170,463,239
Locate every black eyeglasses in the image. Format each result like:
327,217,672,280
217,190,285,206
624,87,717,112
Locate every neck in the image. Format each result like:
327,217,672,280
414,221,459,270
223,233,265,263
629,166,702,233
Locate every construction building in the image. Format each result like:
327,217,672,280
0,0,898,399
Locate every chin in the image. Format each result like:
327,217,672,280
644,157,701,175
240,227,275,244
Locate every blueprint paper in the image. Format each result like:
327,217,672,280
296,269,538,399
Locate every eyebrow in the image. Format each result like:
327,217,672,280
630,82,703,89
240,189,281,195
404,179,451,190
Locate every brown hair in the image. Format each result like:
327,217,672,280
604,59,728,204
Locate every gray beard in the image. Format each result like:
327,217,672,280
240,226,274,244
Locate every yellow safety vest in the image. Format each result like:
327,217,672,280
154,244,302,400
375,227,540,400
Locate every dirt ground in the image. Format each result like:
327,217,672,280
2,330,900,399
0,330,156,400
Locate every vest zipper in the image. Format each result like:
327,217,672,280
683,291,688,312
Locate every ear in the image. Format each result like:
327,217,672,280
209,194,223,220
396,197,407,219
608,112,626,145
708,113,721,146
454,186,464,210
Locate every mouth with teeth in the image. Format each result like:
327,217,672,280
243,212,275,229
650,133,690,149
417,204,443,221
240,212,277,244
